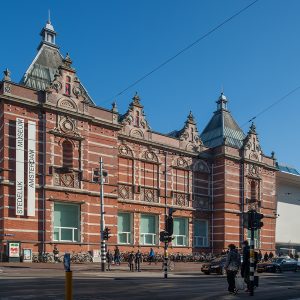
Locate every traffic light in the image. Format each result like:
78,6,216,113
160,231,168,242
93,169,100,182
243,210,255,230
165,215,173,236
103,227,111,240
254,212,264,229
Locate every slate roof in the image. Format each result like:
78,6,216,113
201,93,245,149
20,22,95,105
277,163,300,176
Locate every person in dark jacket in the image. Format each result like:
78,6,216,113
128,251,135,272
53,245,59,263
257,250,262,262
224,244,241,294
106,250,113,271
269,251,274,259
114,246,121,266
135,250,142,272
241,240,250,292
264,252,269,261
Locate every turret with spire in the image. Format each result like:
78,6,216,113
38,11,58,50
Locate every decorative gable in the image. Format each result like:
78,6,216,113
177,111,203,152
121,93,152,140
242,123,263,162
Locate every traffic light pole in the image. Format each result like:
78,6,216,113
164,241,168,279
100,157,106,272
249,227,255,296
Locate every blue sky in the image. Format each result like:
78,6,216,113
1,0,300,170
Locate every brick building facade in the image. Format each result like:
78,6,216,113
0,20,277,259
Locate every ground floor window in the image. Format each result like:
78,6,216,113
140,214,157,245
53,203,80,242
173,218,188,246
118,212,132,244
247,229,260,249
194,219,209,247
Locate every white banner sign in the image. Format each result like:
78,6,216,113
15,118,25,216
27,121,36,216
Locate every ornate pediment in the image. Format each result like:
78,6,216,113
121,93,151,140
177,111,203,152
242,122,263,162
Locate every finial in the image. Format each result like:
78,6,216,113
221,83,224,94
63,53,73,68
271,151,276,159
112,101,118,113
132,92,140,104
3,68,11,81
249,122,256,134
188,110,194,121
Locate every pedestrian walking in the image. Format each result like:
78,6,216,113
264,252,269,261
269,251,274,259
106,250,113,271
128,251,135,272
148,248,155,265
135,250,142,272
114,246,121,265
241,240,250,292
53,245,59,263
224,244,241,295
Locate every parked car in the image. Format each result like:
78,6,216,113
201,256,227,275
257,257,298,273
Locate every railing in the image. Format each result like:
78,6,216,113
54,226,79,242
173,235,187,246
118,232,132,244
140,233,156,245
193,236,209,247
118,184,134,200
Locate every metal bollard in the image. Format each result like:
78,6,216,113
64,253,72,300
65,271,72,300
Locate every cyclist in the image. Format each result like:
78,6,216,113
148,248,155,265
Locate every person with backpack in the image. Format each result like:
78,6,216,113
224,244,241,294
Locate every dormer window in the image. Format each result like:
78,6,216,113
65,76,71,95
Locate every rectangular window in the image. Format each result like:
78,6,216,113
140,214,157,245
118,212,132,244
173,218,188,246
53,203,80,242
194,219,209,247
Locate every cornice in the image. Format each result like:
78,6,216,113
118,134,199,157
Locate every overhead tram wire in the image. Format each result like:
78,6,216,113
241,84,300,128
103,0,260,104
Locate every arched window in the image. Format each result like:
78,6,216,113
62,140,73,168
251,181,257,201
65,76,71,96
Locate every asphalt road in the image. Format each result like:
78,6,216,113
0,262,300,300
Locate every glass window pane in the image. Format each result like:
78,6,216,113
118,233,127,244
140,215,155,234
174,218,186,235
195,220,207,236
145,234,153,245
61,228,73,241
118,213,131,232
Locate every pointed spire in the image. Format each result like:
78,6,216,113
3,68,11,81
132,92,140,104
61,53,73,70
216,92,228,110
48,9,51,24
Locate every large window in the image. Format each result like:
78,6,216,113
140,214,157,245
53,203,80,242
118,213,132,244
62,140,73,168
173,218,188,246
194,219,209,247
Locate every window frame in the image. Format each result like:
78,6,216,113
53,202,81,243
193,219,209,248
117,212,133,245
139,214,158,246
173,217,188,247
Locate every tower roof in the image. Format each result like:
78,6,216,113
201,93,245,148
20,19,94,105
